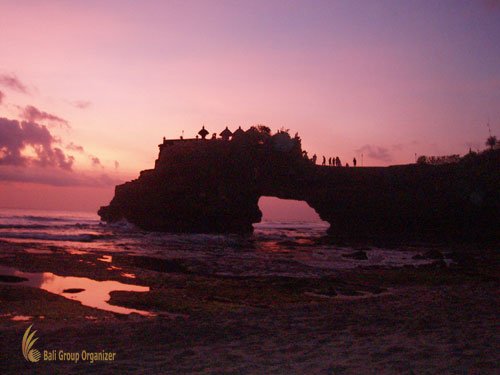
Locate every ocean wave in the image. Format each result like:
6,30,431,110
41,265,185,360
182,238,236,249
0,231,109,242
4,215,70,222
102,219,138,230
0,211,99,225
255,221,330,229
0,223,95,230
0,224,52,230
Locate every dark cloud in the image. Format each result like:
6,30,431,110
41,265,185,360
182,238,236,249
20,105,69,128
0,117,74,169
71,100,91,109
90,155,102,167
355,144,392,163
0,75,115,188
0,117,119,187
0,165,120,187
0,73,29,94
52,148,74,170
66,142,84,153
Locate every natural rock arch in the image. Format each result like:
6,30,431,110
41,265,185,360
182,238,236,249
99,129,499,241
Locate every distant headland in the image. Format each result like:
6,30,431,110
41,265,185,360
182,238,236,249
99,126,499,241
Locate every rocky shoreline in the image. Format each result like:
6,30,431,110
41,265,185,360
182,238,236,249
0,239,498,374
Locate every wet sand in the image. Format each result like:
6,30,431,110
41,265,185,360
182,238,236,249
0,240,498,374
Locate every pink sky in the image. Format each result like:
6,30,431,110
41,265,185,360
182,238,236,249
0,0,499,215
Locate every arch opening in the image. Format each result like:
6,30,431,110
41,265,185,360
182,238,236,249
254,196,329,233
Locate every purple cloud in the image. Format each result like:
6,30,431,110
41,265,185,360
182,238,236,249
20,105,69,128
52,148,74,170
355,144,393,163
0,73,29,94
0,117,74,169
0,90,4,105
90,155,102,167
70,100,91,109
66,142,84,153
0,116,120,187
0,165,121,187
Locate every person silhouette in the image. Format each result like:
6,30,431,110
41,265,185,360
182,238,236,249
353,157,357,167
335,157,341,167
328,157,332,166
312,154,317,164
322,156,326,165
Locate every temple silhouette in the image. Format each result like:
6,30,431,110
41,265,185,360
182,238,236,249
99,126,499,241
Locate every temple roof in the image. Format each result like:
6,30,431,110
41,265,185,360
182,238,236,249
198,126,209,138
233,126,245,137
220,127,233,138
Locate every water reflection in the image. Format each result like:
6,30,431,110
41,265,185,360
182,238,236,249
11,315,32,321
98,255,112,263
0,314,35,321
0,266,153,316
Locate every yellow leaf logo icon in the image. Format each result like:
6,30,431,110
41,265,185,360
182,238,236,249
22,324,41,363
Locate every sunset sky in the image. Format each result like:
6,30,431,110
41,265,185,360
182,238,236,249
0,0,499,215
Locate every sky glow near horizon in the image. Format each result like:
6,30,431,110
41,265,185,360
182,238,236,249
0,0,499,213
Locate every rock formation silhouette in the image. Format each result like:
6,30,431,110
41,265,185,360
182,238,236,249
99,127,500,241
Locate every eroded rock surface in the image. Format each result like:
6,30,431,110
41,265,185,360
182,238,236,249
99,129,499,241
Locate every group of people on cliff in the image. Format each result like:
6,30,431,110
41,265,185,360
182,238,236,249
302,152,357,167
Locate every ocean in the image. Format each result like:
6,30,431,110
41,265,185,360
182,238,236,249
0,208,436,279
2,208,494,375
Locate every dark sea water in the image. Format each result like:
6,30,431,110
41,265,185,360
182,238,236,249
0,208,437,278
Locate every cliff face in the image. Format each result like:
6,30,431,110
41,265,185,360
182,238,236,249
99,132,500,241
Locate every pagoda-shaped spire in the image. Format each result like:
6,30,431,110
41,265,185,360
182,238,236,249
232,126,245,138
198,126,209,140
219,126,233,141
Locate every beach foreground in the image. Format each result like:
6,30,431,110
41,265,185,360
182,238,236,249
0,237,497,374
